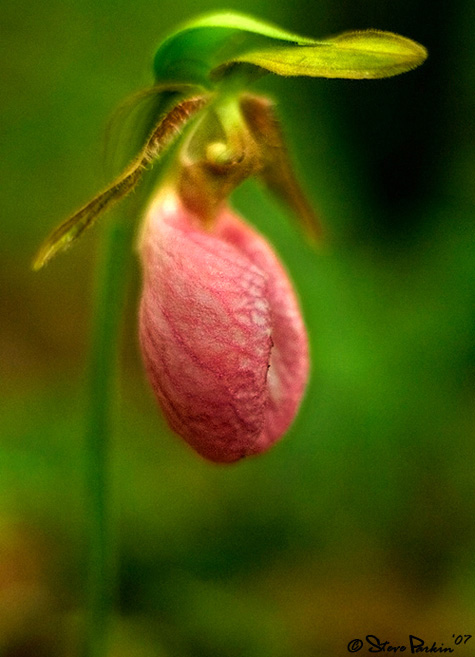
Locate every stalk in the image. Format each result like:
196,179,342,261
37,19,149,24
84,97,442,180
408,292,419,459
83,212,134,657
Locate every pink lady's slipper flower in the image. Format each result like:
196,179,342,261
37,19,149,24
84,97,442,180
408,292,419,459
139,190,309,463
32,16,426,467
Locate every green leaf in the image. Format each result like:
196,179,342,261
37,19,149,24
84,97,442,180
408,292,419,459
153,12,303,86
153,12,427,86
229,30,428,79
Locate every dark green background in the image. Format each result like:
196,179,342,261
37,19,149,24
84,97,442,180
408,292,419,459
1,0,474,655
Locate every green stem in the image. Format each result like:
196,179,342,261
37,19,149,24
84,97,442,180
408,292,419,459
84,212,134,657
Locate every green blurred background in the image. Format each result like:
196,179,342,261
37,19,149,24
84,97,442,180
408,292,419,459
1,0,474,655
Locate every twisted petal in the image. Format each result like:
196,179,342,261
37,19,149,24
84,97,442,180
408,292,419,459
139,192,309,463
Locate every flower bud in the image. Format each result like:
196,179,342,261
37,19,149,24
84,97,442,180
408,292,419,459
139,191,309,463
